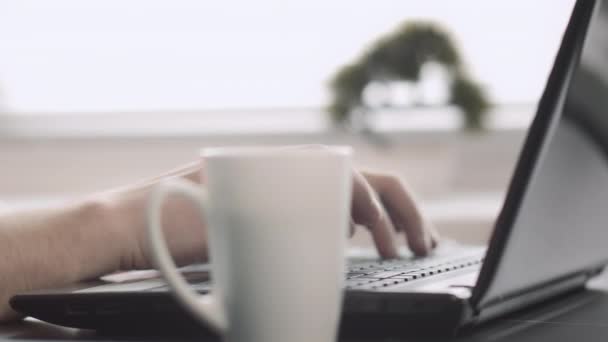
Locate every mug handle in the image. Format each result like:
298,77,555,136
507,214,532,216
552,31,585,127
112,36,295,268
146,178,228,334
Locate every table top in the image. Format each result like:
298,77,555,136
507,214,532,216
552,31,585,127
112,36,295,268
3,274,608,342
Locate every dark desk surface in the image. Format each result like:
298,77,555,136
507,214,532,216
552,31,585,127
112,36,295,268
3,274,608,342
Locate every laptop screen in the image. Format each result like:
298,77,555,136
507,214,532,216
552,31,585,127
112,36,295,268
475,0,608,307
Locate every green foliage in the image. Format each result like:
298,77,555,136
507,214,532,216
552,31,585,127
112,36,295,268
364,22,460,80
450,73,490,131
329,63,369,123
328,21,490,131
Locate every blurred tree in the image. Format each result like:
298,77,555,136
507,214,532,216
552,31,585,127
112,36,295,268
328,22,490,131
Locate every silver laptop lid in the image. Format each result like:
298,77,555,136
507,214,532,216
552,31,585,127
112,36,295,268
473,0,608,308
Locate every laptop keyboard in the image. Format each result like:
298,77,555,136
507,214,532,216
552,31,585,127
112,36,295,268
345,253,483,291
138,250,484,294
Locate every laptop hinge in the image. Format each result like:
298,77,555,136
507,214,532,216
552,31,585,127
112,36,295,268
470,268,602,324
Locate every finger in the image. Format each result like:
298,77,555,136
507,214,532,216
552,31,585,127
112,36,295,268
351,170,399,259
427,222,441,248
368,207,400,259
363,172,432,256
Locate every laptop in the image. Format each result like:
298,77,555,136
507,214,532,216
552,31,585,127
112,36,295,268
10,0,608,337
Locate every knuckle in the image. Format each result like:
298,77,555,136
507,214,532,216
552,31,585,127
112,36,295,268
364,202,386,227
380,173,403,189
352,197,385,228
368,208,384,227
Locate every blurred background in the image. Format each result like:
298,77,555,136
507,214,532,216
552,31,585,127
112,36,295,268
0,0,574,246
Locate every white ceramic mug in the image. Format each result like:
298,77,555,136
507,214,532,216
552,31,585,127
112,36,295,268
146,146,353,342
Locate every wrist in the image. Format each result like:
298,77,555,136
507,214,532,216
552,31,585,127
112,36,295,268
72,196,129,280
93,189,149,271
95,171,210,272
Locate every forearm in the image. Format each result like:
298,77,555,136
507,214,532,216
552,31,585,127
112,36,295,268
0,161,205,322
0,198,128,321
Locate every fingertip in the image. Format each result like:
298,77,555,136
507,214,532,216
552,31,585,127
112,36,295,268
413,247,430,257
375,231,399,259
379,247,400,260
430,234,440,249
408,235,431,257
425,233,434,251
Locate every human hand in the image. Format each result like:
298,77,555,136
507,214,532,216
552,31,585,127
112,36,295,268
351,170,439,258
115,159,438,270
274,144,439,258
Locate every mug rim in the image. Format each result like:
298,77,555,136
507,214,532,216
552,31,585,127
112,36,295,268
200,145,353,158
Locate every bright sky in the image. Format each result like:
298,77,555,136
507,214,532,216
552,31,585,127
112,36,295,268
0,0,574,112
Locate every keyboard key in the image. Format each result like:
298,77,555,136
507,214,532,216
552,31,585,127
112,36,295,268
346,272,370,279
368,271,408,279
390,274,417,280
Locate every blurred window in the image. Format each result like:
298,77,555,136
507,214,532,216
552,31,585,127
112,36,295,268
0,0,572,136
